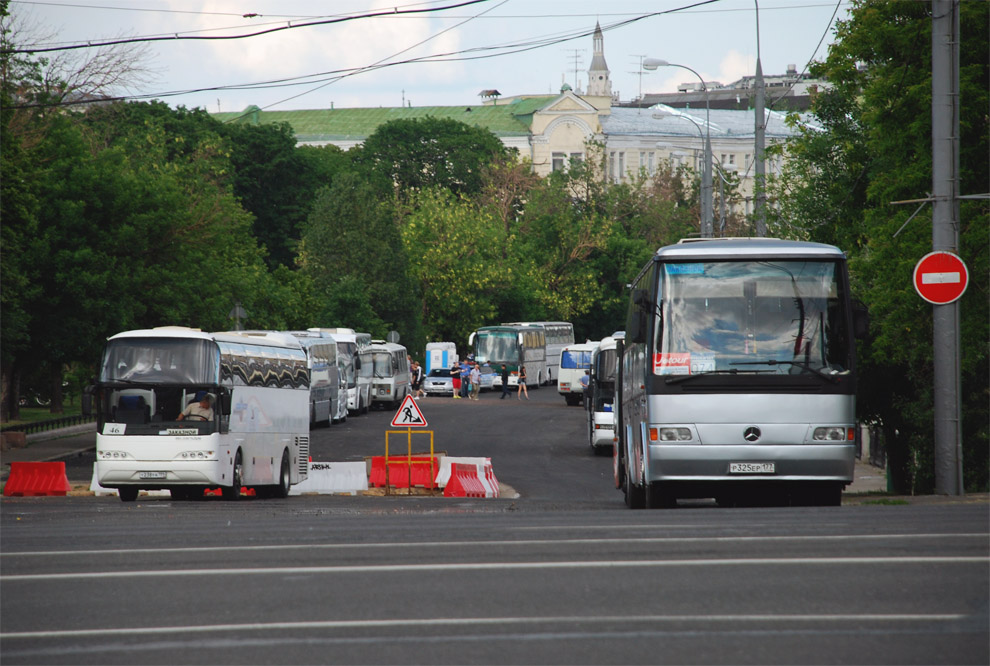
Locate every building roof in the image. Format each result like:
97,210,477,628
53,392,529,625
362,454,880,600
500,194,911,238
602,105,819,140
212,97,555,144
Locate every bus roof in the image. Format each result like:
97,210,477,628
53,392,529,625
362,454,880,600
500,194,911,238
563,341,600,352
657,238,845,260
106,327,303,350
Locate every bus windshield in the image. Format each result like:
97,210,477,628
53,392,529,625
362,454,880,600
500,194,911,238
655,260,852,376
371,353,394,377
475,331,519,364
100,338,218,384
561,350,593,369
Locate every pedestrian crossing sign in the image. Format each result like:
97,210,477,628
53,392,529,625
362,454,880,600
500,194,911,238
391,395,428,427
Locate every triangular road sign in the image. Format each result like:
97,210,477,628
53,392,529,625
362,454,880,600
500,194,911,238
391,395,428,427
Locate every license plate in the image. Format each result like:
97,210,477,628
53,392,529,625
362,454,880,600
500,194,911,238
139,471,167,480
729,462,775,474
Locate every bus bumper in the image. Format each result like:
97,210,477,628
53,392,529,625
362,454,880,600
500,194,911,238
647,443,856,484
96,459,226,488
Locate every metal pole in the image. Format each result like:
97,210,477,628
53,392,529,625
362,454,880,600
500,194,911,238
753,0,767,236
931,0,962,495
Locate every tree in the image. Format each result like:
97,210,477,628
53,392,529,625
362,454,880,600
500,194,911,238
767,0,989,492
353,116,510,197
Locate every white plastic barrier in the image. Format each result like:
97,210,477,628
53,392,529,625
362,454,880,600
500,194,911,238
435,456,499,498
289,461,369,496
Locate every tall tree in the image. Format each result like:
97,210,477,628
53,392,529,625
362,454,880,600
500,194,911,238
767,0,989,492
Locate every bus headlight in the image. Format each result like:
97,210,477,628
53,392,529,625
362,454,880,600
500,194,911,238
178,451,215,459
813,426,849,441
99,450,129,459
652,427,693,442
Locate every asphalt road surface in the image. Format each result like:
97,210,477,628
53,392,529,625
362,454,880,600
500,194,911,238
2,387,988,665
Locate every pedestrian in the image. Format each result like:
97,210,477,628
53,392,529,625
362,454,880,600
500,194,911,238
411,361,425,399
500,364,510,399
517,365,529,400
459,359,472,399
469,362,481,401
451,363,462,399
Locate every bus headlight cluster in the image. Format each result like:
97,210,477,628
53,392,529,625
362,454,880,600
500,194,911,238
813,426,851,441
99,450,128,459
179,451,214,459
653,427,693,442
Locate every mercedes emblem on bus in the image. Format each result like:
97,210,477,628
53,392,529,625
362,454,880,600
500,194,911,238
743,427,762,442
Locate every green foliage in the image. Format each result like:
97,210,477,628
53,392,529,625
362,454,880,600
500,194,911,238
769,0,989,492
354,116,510,196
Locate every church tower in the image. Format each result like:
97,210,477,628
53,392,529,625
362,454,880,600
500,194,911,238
586,22,611,99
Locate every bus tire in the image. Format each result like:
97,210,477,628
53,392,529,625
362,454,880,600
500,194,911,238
274,450,290,499
223,450,243,501
119,486,138,502
623,457,645,509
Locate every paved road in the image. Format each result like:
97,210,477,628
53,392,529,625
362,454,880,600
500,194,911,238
2,388,988,664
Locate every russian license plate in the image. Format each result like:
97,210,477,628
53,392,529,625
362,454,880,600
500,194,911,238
729,462,775,474
139,471,167,480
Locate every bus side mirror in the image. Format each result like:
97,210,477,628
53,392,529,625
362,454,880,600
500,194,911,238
81,385,94,417
218,388,232,416
629,311,647,344
354,356,361,370
852,300,869,339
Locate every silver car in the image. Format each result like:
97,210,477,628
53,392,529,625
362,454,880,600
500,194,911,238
423,368,456,396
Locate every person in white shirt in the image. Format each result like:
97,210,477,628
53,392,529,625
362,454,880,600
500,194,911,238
178,394,214,421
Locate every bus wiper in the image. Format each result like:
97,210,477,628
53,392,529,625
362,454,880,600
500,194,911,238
729,359,841,383
665,368,773,385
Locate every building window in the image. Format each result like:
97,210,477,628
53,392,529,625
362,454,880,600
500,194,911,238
609,152,616,181
552,152,565,172
570,152,583,165
745,153,751,169
617,152,625,183
728,154,736,166
648,151,656,175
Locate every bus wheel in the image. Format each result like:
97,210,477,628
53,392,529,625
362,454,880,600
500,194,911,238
623,461,645,509
223,451,243,501
274,450,290,499
119,486,138,502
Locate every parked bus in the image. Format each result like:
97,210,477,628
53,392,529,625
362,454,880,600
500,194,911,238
469,325,546,388
86,327,310,502
502,321,574,384
368,340,411,409
311,328,372,415
587,333,620,455
616,238,868,508
557,341,599,406
284,330,348,426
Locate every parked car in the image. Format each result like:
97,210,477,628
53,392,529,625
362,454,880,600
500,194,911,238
477,364,497,392
423,368,455,396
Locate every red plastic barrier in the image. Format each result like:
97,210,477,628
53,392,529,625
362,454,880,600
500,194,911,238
485,462,500,498
3,462,72,497
369,456,439,489
444,463,486,498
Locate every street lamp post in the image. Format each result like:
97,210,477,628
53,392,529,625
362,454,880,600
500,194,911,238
643,58,713,238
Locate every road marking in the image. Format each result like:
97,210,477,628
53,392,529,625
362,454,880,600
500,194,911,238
1,556,986,582
0,613,971,640
2,532,986,558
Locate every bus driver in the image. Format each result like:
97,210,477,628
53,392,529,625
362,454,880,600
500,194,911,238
177,393,214,421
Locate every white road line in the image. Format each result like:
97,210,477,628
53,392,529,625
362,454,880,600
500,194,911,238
2,533,986,558
1,556,986,582
0,613,970,640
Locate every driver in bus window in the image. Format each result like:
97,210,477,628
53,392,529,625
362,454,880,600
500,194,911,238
178,393,214,421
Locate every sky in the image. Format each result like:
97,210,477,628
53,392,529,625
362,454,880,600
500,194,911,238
10,0,852,113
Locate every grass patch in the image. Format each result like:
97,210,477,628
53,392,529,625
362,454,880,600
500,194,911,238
860,498,910,506
3,404,83,427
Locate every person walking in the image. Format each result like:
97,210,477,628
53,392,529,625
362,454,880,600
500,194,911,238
499,364,510,399
517,366,529,400
451,363,462,399
469,362,481,401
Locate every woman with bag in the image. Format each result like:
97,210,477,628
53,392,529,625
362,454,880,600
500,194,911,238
516,366,529,400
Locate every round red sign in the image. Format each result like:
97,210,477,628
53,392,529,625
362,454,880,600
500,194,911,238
913,251,969,305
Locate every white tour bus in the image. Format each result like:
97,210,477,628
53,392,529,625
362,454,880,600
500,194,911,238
587,333,620,455
284,330,348,426
311,328,372,415
616,238,869,508
502,321,574,384
557,341,599,406
368,340,411,408
86,327,310,502
470,325,546,388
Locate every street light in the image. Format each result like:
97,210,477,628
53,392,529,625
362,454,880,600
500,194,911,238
643,58,713,238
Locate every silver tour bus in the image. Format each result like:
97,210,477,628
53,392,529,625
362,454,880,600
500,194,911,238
615,238,868,508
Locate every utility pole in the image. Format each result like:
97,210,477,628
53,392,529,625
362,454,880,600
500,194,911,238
629,55,647,109
565,49,585,91
753,0,767,236
931,0,963,495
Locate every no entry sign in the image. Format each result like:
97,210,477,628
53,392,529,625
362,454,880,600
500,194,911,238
913,251,969,305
